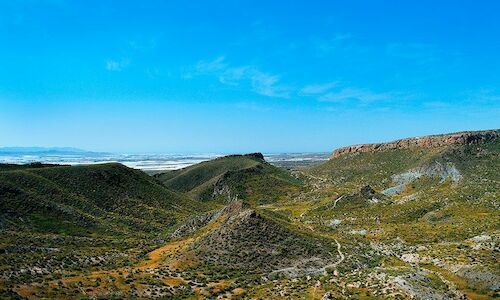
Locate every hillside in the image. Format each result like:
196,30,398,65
0,162,64,172
0,163,219,299
185,207,339,276
305,138,499,238
295,131,499,298
0,163,206,236
155,153,302,205
0,130,499,299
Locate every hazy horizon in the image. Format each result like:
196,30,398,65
1,127,499,154
0,145,333,155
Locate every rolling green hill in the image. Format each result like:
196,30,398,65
0,163,207,236
155,153,302,205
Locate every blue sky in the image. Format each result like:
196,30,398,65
1,0,499,153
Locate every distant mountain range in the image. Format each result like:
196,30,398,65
0,147,104,155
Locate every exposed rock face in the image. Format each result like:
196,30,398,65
224,152,265,160
382,161,462,196
360,185,376,198
331,129,499,159
245,152,265,160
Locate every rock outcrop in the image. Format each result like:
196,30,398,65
331,129,499,159
245,152,265,160
223,152,265,160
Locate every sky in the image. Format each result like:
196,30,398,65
0,0,499,153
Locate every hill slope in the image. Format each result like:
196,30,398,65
0,163,205,235
185,207,340,277
306,130,499,239
293,131,500,298
155,153,302,205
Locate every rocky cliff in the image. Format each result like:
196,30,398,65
331,129,499,159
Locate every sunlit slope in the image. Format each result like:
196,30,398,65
0,163,207,235
155,153,302,204
303,138,500,243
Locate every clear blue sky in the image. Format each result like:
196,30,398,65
1,1,499,153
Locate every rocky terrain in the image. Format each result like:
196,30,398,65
0,129,498,299
331,129,499,158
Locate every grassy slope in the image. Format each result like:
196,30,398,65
156,155,261,193
0,163,208,236
304,140,499,243
309,146,444,193
246,139,499,298
0,163,219,296
155,154,302,205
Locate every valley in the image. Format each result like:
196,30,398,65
0,130,499,299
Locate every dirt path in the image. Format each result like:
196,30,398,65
332,195,344,209
319,239,345,273
333,239,345,266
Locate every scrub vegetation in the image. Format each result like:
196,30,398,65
1,130,499,299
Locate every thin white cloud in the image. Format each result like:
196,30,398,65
106,59,129,72
195,56,227,73
191,57,291,98
249,71,289,98
190,56,402,102
219,66,250,85
319,87,391,103
301,81,339,95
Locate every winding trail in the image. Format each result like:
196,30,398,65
321,239,345,272
332,195,345,209
333,239,345,265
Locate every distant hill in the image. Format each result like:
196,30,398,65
0,146,104,156
155,153,302,205
0,162,65,171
